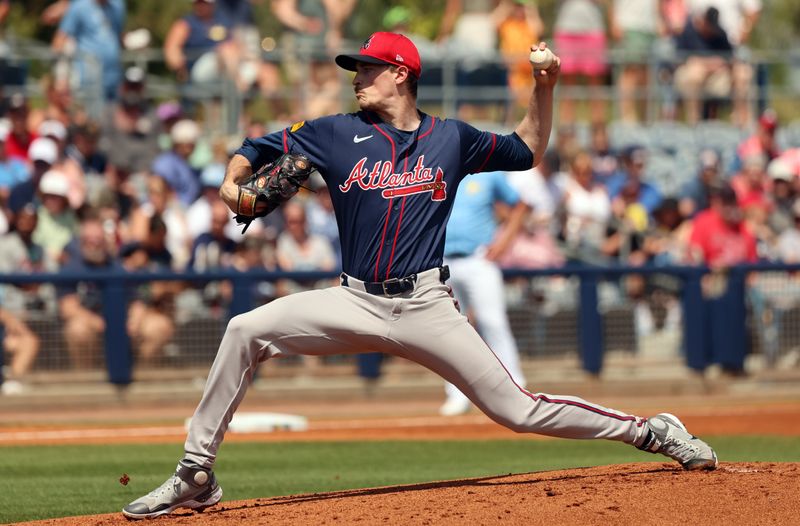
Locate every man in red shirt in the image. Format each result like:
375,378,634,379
688,184,757,268
4,94,37,162
688,183,756,376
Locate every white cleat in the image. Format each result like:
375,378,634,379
122,460,223,519
638,413,718,470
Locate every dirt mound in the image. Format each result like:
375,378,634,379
17,462,798,526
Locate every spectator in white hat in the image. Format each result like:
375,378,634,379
39,119,87,210
7,137,58,216
151,118,202,206
33,169,78,263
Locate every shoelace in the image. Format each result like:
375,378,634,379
660,434,700,463
145,475,180,499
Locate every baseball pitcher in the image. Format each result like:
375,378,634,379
123,33,717,520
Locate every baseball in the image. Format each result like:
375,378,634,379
529,47,555,70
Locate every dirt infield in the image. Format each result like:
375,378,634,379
15,462,799,526
5,394,800,525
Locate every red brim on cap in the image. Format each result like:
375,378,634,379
335,54,393,72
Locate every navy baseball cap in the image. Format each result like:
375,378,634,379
335,32,421,79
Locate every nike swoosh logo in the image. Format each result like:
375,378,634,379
353,134,373,143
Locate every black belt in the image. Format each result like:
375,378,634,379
445,252,471,259
342,266,450,297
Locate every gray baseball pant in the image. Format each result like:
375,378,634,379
184,268,649,467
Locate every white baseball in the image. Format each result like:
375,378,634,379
529,47,555,70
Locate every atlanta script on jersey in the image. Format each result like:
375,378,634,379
236,111,533,281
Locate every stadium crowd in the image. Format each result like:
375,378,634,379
3,0,799,394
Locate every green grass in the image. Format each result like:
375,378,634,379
2,436,799,523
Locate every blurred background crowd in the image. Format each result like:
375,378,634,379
3,0,800,394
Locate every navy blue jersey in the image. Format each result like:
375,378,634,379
237,111,533,281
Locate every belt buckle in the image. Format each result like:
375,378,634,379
381,277,403,297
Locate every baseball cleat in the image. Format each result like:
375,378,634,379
638,413,718,470
122,460,223,520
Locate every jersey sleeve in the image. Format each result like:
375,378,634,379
456,121,534,175
235,117,334,173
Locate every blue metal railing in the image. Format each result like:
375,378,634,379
4,263,799,385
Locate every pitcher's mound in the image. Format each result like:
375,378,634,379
21,462,798,525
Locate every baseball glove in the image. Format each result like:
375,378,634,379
235,152,315,233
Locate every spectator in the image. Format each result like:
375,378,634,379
276,199,336,301
775,200,800,263
152,119,202,207
610,0,662,123
688,183,756,267
687,0,762,125
4,94,37,161
28,74,78,130
52,0,126,102
436,0,507,122
65,121,107,181
553,0,609,124
58,215,176,368
155,100,184,152
164,0,277,98
0,205,55,394
304,175,340,269
215,0,285,106
187,162,229,239
672,6,734,124
588,121,618,185
644,196,692,266
496,0,544,124
231,234,285,305
275,200,336,380
501,149,566,269
730,153,774,260
102,66,160,194
7,137,58,216
730,152,769,215
634,197,690,337
0,204,58,312
766,157,797,236
272,0,357,119
127,175,192,270
57,216,118,368
606,145,663,216
735,108,779,171
679,147,723,217
0,307,39,395
188,198,237,272
561,149,612,263
140,213,175,270
32,169,79,264
187,200,238,309
164,0,229,85
688,183,756,375
120,240,177,367
39,119,86,210
276,200,336,277
0,123,29,211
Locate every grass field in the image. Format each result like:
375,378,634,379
2,436,800,524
